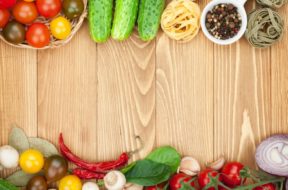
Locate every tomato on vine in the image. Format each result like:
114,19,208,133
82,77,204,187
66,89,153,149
221,162,245,188
198,169,223,190
253,183,276,190
169,173,197,190
0,8,10,28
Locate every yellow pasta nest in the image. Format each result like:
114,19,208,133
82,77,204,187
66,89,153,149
161,0,201,42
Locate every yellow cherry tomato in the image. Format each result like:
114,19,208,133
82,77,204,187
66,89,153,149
19,149,44,174
59,175,82,190
50,16,72,40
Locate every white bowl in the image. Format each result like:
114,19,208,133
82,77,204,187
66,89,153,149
200,0,247,45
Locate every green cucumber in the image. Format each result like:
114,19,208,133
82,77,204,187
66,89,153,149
111,0,139,41
88,0,113,43
138,0,165,41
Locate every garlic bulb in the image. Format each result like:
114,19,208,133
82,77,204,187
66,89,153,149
82,182,100,190
206,156,226,170
0,145,19,169
104,171,126,190
124,183,143,190
178,156,201,176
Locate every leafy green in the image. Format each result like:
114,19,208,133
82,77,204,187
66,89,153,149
0,179,19,190
125,159,171,186
121,162,137,174
146,146,181,173
8,126,29,153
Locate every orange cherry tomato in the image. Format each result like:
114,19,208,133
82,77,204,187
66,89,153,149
12,1,38,24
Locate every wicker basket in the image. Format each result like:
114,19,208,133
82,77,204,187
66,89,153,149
0,0,87,50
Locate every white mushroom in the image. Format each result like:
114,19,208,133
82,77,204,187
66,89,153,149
124,183,143,190
0,145,19,169
82,182,100,190
104,171,126,190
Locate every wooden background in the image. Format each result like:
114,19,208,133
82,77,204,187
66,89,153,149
0,0,288,177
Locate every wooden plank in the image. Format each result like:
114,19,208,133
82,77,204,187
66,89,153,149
0,44,37,176
96,32,156,161
271,7,288,134
156,0,214,162
37,22,98,161
214,40,271,167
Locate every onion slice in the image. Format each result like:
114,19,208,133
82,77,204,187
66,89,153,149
255,135,288,176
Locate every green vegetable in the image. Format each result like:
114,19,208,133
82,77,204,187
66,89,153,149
138,0,165,41
146,146,181,173
0,179,19,190
88,0,113,42
111,0,139,41
125,159,171,186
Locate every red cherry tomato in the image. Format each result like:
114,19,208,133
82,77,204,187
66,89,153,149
12,1,38,24
169,173,196,190
221,162,245,188
145,183,166,190
26,23,50,48
0,0,16,9
198,169,222,190
36,0,61,18
253,183,276,190
0,8,10,28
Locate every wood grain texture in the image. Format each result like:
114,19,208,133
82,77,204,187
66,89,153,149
156,0,214,163
96,31,155,161
0,2,287,180
0,44,37,175
37,22,98,161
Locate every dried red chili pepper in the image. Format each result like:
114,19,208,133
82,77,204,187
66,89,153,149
73,168,105,179
59,133,129,173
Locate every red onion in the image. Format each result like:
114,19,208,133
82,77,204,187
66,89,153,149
286,179,288,189
255,135,288,177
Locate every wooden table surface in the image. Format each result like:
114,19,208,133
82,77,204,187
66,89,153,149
0,0,288,177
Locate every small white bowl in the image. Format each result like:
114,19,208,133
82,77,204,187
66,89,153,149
200,0,247,45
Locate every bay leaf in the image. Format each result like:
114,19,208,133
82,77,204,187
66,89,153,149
28,137,59,157
5,170,35,187
8,125,29,153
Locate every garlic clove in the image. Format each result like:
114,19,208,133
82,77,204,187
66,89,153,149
104,171,126,190
206,156,226,171
178,156,201,176
124,183,143,190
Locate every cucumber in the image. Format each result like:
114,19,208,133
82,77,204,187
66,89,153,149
111,0,139,41
88,0,113,43
138,0,165,41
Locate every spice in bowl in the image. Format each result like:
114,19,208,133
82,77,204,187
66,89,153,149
205,3,242,40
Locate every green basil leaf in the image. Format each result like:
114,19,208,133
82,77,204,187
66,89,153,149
0,179,19,190
125,159,171,186
121,162,137,174
146,146,181,173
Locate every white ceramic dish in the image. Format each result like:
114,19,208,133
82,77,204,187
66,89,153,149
200,0,247,45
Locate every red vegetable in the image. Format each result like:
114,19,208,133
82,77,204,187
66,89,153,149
255,135,288,177
253,183,276,190
169,173,196,190
0,0,16,9
12,1,38,24
59,133,129,173
145,183,166,190
36,0,61,18
0,8,10,28
221,162,245,188
73,168,105,179
286,179,288,190
198,169,221,190
26,23,50,48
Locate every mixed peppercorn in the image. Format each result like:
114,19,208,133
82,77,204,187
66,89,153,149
205,3,242,40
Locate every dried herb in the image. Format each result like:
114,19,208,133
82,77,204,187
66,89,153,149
29,137,59,157
5,170,40,187
8,125,29,153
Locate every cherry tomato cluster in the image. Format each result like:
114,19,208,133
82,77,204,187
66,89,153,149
145,162,277,190
0,0,84,48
